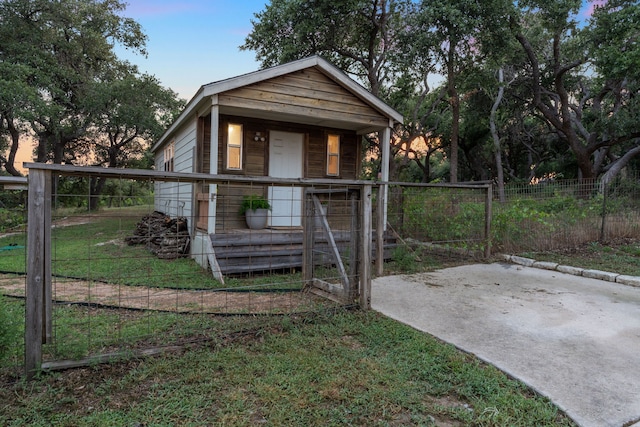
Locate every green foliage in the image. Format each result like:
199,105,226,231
54,176,153,210
0,0,183,177
389,246,420,273
0,294,21,363
0,206,25,231
492,199,553,244
239,194,271,215
588,0,640,82
396,189,485,243
241,0,404,95
389,179,640,257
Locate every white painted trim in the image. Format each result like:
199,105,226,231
208,104,219,235
210,102,219,175
380,126,391,231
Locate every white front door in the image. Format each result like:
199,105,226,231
268,130,304,227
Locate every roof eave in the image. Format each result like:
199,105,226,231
151,55,403,153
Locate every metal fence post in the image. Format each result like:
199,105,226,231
485,183,493,259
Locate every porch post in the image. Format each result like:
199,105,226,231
208,96,219,233
376,125,392,277
379,125,391,230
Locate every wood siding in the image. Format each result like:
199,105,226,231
218,68,389,129
154,121,196,220
213,115,361,231
216,115,360,179
197,114,211,174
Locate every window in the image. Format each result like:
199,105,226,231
164,141,174,172
227,123,243,170
326,134,340,176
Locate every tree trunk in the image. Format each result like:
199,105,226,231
36,133,48,163
89,176,106,211
599,143,640,192
490,68,506,203
446,36,459,183
4,116,23,176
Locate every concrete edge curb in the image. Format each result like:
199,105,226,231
500,254,640,288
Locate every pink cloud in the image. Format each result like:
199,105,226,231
582,0,608,18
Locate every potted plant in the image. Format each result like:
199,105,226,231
240,194,271,230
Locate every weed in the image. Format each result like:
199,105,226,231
0,295,21,363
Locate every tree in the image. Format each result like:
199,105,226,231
83,72,184,209
0,0,148,171
242,0,414,181
513,0,640,187
400,0,514,183
242,0,409,97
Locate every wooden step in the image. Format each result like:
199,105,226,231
210,230,396,275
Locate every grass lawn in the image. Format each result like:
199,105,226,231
0,206,297,290
0,309,574,426
520,238,640,276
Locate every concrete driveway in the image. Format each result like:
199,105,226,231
372,263,640,427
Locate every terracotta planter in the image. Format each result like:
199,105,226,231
245,208,269,230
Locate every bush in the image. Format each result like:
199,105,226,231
0,207,25,232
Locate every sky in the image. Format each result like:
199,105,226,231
117,0,602,102
115,0,268,101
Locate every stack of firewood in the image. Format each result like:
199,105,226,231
125,211,190,259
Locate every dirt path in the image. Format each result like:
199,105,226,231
0,274,316,314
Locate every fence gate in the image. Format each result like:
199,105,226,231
302,187,371,307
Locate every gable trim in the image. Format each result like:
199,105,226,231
152,56,402,153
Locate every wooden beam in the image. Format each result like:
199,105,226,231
218,94,389,129
302,193,314,288
25,169,48,379
205,236,225,285
348,192,358,300
379,126,391,230
24,163,372,187
359,185,372,310
43,172,52,344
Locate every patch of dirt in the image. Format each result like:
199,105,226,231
0,274,319,315
545,237,639,258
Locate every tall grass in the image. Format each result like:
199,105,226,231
388,182,640,257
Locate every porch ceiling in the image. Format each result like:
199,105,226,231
219,105,388,135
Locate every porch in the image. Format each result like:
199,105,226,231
210,228,396,275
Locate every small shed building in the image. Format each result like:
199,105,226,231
151,55,402,273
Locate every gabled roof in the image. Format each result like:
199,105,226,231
152,55,403,152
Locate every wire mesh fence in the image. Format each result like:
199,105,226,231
12,165,374,380
2,165,639,381
495,174,640,253
381,182,492,274
0,177,28,384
